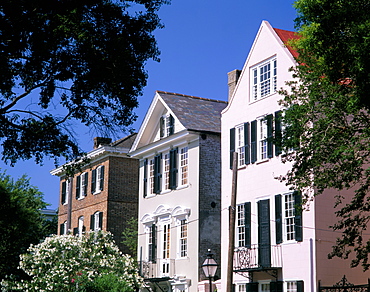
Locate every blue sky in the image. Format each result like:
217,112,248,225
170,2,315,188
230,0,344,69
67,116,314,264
0,0,297,209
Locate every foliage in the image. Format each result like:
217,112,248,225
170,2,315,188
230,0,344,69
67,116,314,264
0,0,169,166
279,0,370,270
1,231,143,291
0,170,50,280
121,217,138,258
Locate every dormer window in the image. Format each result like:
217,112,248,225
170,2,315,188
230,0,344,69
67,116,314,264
160,114,174,138
251,57,277,101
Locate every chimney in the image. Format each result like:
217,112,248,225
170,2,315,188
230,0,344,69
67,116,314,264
227,69,241,100
93,137,112,149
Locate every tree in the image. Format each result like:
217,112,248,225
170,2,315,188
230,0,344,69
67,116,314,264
0,0,169,166
0,170,50,280
279,0,370,270
1,231,143,292
121,217,138,258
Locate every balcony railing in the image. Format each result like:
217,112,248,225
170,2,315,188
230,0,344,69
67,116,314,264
233,244,282,272
139,258,175,279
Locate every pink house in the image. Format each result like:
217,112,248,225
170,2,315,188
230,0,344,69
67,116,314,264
220,20,370,292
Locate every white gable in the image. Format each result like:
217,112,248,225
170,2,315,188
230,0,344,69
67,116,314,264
130,91,186,152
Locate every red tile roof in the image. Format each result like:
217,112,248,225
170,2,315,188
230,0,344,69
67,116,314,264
274,28,300,59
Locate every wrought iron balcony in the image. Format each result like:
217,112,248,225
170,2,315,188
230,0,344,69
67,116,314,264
139,258,176,280
233,244,282,272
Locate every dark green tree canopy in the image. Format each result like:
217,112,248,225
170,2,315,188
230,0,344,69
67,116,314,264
0,0,168,165
279,0,370,270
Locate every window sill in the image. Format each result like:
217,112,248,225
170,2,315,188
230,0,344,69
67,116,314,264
93,190,102,195
256,158,270,165
176,184,189,190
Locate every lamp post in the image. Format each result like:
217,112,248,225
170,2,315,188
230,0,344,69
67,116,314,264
202,249,218,292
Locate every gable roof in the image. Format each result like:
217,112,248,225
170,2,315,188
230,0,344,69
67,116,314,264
157,90,227,133
274,27,300,59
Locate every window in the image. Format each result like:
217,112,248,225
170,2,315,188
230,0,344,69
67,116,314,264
236,202,251,248
251,57,277,101
259,118,268,160
276,192,303,242
179,219,188,257
90,211,103,231
91,165,105,194
160,114,174,138
260,283,270,292
180,147,188,185
149,159,155,195
238,284,247,292
162,223,171,274
60,221,67,235
76,172,88,200
148,224,157,262
236,125,245,167
61,180,70,205
287,282,297,292
164,153,170,190
78,216,85,236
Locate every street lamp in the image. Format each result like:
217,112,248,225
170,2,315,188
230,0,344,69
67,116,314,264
202,249,218,292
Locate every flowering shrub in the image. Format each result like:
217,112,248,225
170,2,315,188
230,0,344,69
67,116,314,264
1,231,142,291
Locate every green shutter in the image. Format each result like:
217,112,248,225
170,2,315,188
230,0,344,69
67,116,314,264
90,214,95,230
271,281,283,292
169,115,175,135
160,116,165,138
76,175,81,199
244,122,250,165
251,120,257,163
294,191,303,242
60,223,65,235
275,111,282,156
246,283,258,292
154,154,162,194
267,114,273,158
244,202,251,248
275,194,283,244
151,224,157,263
84,172,88,196
91,169,96,194
98,212,103,229
297,281,304,292
143,159,148,198
169,148,178,190
230,128,235,169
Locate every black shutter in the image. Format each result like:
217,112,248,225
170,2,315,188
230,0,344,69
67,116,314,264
251,120,257,163
271,281,283,292
60,223,65,235
73,227,78,235
267,114,273,158
275,194,283,244
275,111,282,156
143,159,148,198
76,175,81,199
98,212,103,229
169,115,175,135
99,166,105,191
230,128,235,169
244,202,251,248
169,148,178,190
258,199,271,268
154,154,162,194
61,181,66,204
84,172,88,196
297,281,304,292
160,116,165,138
91,169,96,194
90,214,95,230
244,122,250,165
294,191,303,242
246,283,258,292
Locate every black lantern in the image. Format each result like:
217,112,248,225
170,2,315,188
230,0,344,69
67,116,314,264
201,249,218,292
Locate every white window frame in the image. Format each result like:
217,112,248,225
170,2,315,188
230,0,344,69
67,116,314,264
284,192,296,241
179,219,188,258
258,117,268,161
61,220,68,235
259,281,271,292
250,57,277,102
179,147,188,186
96,166,103,193
62,180,70,205
236,204,246,247
163,152,170,191
236,124,245,167
286,281,298,292
236,283,247,292
94,211,101,231
149,158,155,195
78,216,84,236
77,172,88,200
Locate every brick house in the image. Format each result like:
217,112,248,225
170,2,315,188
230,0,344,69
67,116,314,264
51,133,139,255
129,91,227,292
220,20,370,292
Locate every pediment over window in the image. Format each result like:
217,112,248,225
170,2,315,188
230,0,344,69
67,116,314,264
172,206,190,218
141,213,155,224
153,204,172,217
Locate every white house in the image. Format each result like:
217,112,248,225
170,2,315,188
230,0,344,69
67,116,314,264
221,21,369,292
129,90,227,292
